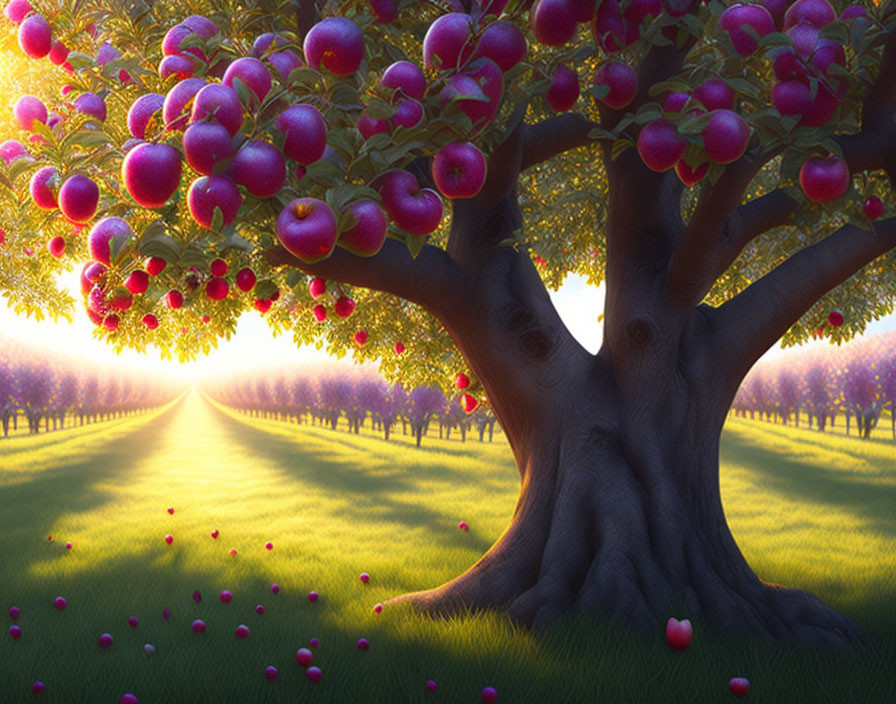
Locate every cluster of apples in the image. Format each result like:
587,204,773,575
455,372,480,413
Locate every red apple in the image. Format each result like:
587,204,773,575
381,61,427,100
729,677,750,697
354,330,368,346
275,105,327,164
276,198,338,262
59,175,99,224
395,342,405,354
0,139,28,164
423,13,474,70
637,119,687,172
47,236,65,257
188,175,242,228
223,58,272,107
236,267,257,291
460,393,478,412
799,155,849,203
456,373,470,389
206,277,229,300
14,96,47,131
125,270,149,294
166,290,184,309
210,259,227,276
4,0,33,24
312,304,327,321
432,142,487,199
229,139,286,199
338,199,388,256
18,13,51,58
89,217,134,265
864,195,884,220
532,0,578,46
190,84,244,136
547,65,580,112
30,166,59,210
163,78,206,131
694,78,735,111
304,17,365,76
702,109,750,164
146,257,167,276
334,297,355,318
127,93,165,139
481,686,498,702
123,143,182,208
309,277,326,298
379,169,444,236
183,122,233,176
783,0,836,30
718,4,775,57
665,617,693,649
296,648,313,667
593,61,638,110
473,21,526,73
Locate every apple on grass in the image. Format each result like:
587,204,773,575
296,648,313,667
306,667,322,683
665,617,693,649
729,677,750,697
235,625,250,639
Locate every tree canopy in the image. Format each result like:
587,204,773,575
0,0,894,397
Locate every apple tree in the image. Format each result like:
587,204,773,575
2,0,896,647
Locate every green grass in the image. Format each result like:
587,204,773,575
1,393,894,703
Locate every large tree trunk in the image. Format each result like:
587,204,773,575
385,190,866,650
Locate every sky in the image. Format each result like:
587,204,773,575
1,269,894,381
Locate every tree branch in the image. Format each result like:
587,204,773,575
667,24,896,308
520,113,598,171
712,216,896,381
293,0,320,41
265,238,464,320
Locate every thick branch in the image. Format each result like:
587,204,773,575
266,238,464,319
521,113,598,171
713,216,896,381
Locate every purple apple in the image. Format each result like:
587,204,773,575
473,21,527,73
4,0,33,24
799,154,849,203
593,61,638,109
547,65,580,112
220,590,233,604
54,596,67,610
89,217,135,265
18,13,51,58
235,624,250,639
275,105,327,164
58,175,99,224
358,113,389,139
13,95,47,131
729,677,750,697
159,54,199,80
532,0,578,46
357,637,370,650
718,4,775,56
128,616,139,628
183,122,233,175
123,142,182,208
229,139,286,198
276,198,338,262
306,666,322,683
783,0,836,29
381,61,427,100
304,17,365,76
702,109,750,164
268,49,304,81
192,619,206,633
432,142,486,199
296,648,313,667
694,78,734,111
190,84,244,136
98,633,114,648
10,624,22,639
188,175,242,228
423,13,474,70
223,58,272,107
0,139,28,164
264,666,278,681
127,93,165,139
255,604,265,614
391,99,424,130
379,169,444,236
74,93,107,123
338,199,388,256
9,606,21,620
665,617,693,649
637,119,687,172
30,166,59,210
163,78,206,131
439,58,503,134
308,591,319,603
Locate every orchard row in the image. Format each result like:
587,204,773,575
0,338,181,437
732,330,896,438
203,365,498,447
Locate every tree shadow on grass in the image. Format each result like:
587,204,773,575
208,403,498,556
719,430,896,540
0,402,183,558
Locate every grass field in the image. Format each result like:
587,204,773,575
1,392,894,703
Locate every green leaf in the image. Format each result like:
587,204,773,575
138,222,180,262
338,209,359,234
405,234,426,259
758,32,793,48
210,206,224,233
818,21,849,44
255,279,278,299
589,84,610,101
